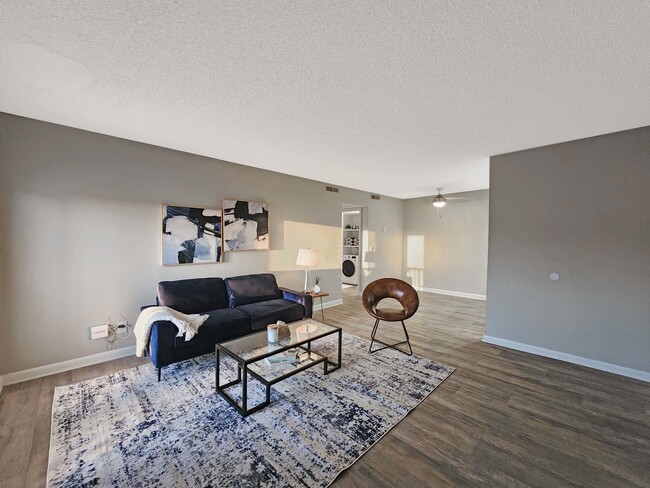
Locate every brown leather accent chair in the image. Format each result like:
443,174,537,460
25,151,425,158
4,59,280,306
362,278,419,355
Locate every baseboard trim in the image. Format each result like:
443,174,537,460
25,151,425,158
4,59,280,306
1,346,137,386
313,299,343,311
419,287,486,300
482,335,650,383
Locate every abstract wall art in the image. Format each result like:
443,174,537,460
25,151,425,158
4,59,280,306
162,205,223,265
223,199,269,251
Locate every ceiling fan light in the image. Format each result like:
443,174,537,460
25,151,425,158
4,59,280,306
432,191,446,208
433,199,446,208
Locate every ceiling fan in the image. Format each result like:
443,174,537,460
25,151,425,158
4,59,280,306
431,187,467,218
432,188,468,213
432,188,447,208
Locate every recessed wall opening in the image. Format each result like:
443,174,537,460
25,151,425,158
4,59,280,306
341,204,364,292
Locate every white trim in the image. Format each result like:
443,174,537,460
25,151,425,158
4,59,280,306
0,346,136,386
482,335,650,383
419,287,486,300
313,299,343,311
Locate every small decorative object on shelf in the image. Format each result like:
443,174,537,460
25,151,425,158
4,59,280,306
296,321,318,340
267,323,279,343
313,276,321,293
276,320,291,340
296,322,318,334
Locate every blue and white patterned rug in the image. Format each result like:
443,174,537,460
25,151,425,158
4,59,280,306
48,331,454,487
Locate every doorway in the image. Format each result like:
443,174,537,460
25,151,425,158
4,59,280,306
341,204,364,291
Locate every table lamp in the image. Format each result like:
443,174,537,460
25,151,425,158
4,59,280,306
296,248,319,292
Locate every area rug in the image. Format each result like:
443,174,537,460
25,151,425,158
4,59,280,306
47,331,454,487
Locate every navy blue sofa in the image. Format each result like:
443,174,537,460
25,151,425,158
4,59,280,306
146,273,312,380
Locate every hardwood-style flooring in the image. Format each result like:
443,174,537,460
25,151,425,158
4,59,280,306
1,289,649,487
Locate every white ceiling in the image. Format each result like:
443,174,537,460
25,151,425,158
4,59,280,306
1,1,649,199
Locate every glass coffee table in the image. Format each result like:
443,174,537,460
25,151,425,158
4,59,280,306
216,319,342,416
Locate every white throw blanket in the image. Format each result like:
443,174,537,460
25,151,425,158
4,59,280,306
134,306,209,357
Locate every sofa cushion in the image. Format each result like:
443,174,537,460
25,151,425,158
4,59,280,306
224,273,283,308
157,277,229,314
236,298,305,331
173,307,251,349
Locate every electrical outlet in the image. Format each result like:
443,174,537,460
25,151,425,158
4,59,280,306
90,324,109,340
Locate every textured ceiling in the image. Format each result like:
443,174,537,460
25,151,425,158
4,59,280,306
1,1,649,198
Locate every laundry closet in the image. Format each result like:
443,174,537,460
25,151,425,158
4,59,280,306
341,209,361,288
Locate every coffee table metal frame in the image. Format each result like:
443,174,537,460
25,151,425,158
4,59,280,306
216,323,342,417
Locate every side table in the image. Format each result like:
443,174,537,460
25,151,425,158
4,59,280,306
307,291,330,322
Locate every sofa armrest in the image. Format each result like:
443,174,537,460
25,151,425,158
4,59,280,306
149,320,177,368
280,287,313,318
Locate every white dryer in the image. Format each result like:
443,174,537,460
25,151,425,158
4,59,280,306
342,254,359,285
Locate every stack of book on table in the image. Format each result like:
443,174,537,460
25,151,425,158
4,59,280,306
265,349,313,367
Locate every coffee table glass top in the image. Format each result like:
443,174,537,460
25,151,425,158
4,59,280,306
219,319,339,361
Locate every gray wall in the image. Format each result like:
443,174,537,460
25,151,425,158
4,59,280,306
403,190,489,296
0,113,404,374
486,126,650,373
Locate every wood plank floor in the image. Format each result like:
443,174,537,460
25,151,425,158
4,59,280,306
1,289,649,487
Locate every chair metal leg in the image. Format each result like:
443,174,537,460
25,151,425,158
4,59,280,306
368,319,380,353
157,367,162,382
369,319,413,356
400,320,413,355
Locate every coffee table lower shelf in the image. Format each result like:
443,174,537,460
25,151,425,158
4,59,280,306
216,325,342,417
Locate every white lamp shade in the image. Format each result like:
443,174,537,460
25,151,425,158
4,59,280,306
296,248,319,267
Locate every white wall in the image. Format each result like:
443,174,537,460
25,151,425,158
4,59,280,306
0,113,404,374
403,190,489,297
486,126,650,376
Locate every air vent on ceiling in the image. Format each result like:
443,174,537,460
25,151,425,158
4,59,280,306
326,186,339,193
370,194,381,200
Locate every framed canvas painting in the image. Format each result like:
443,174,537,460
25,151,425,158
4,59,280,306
222,199,269,251
162,205,223,265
